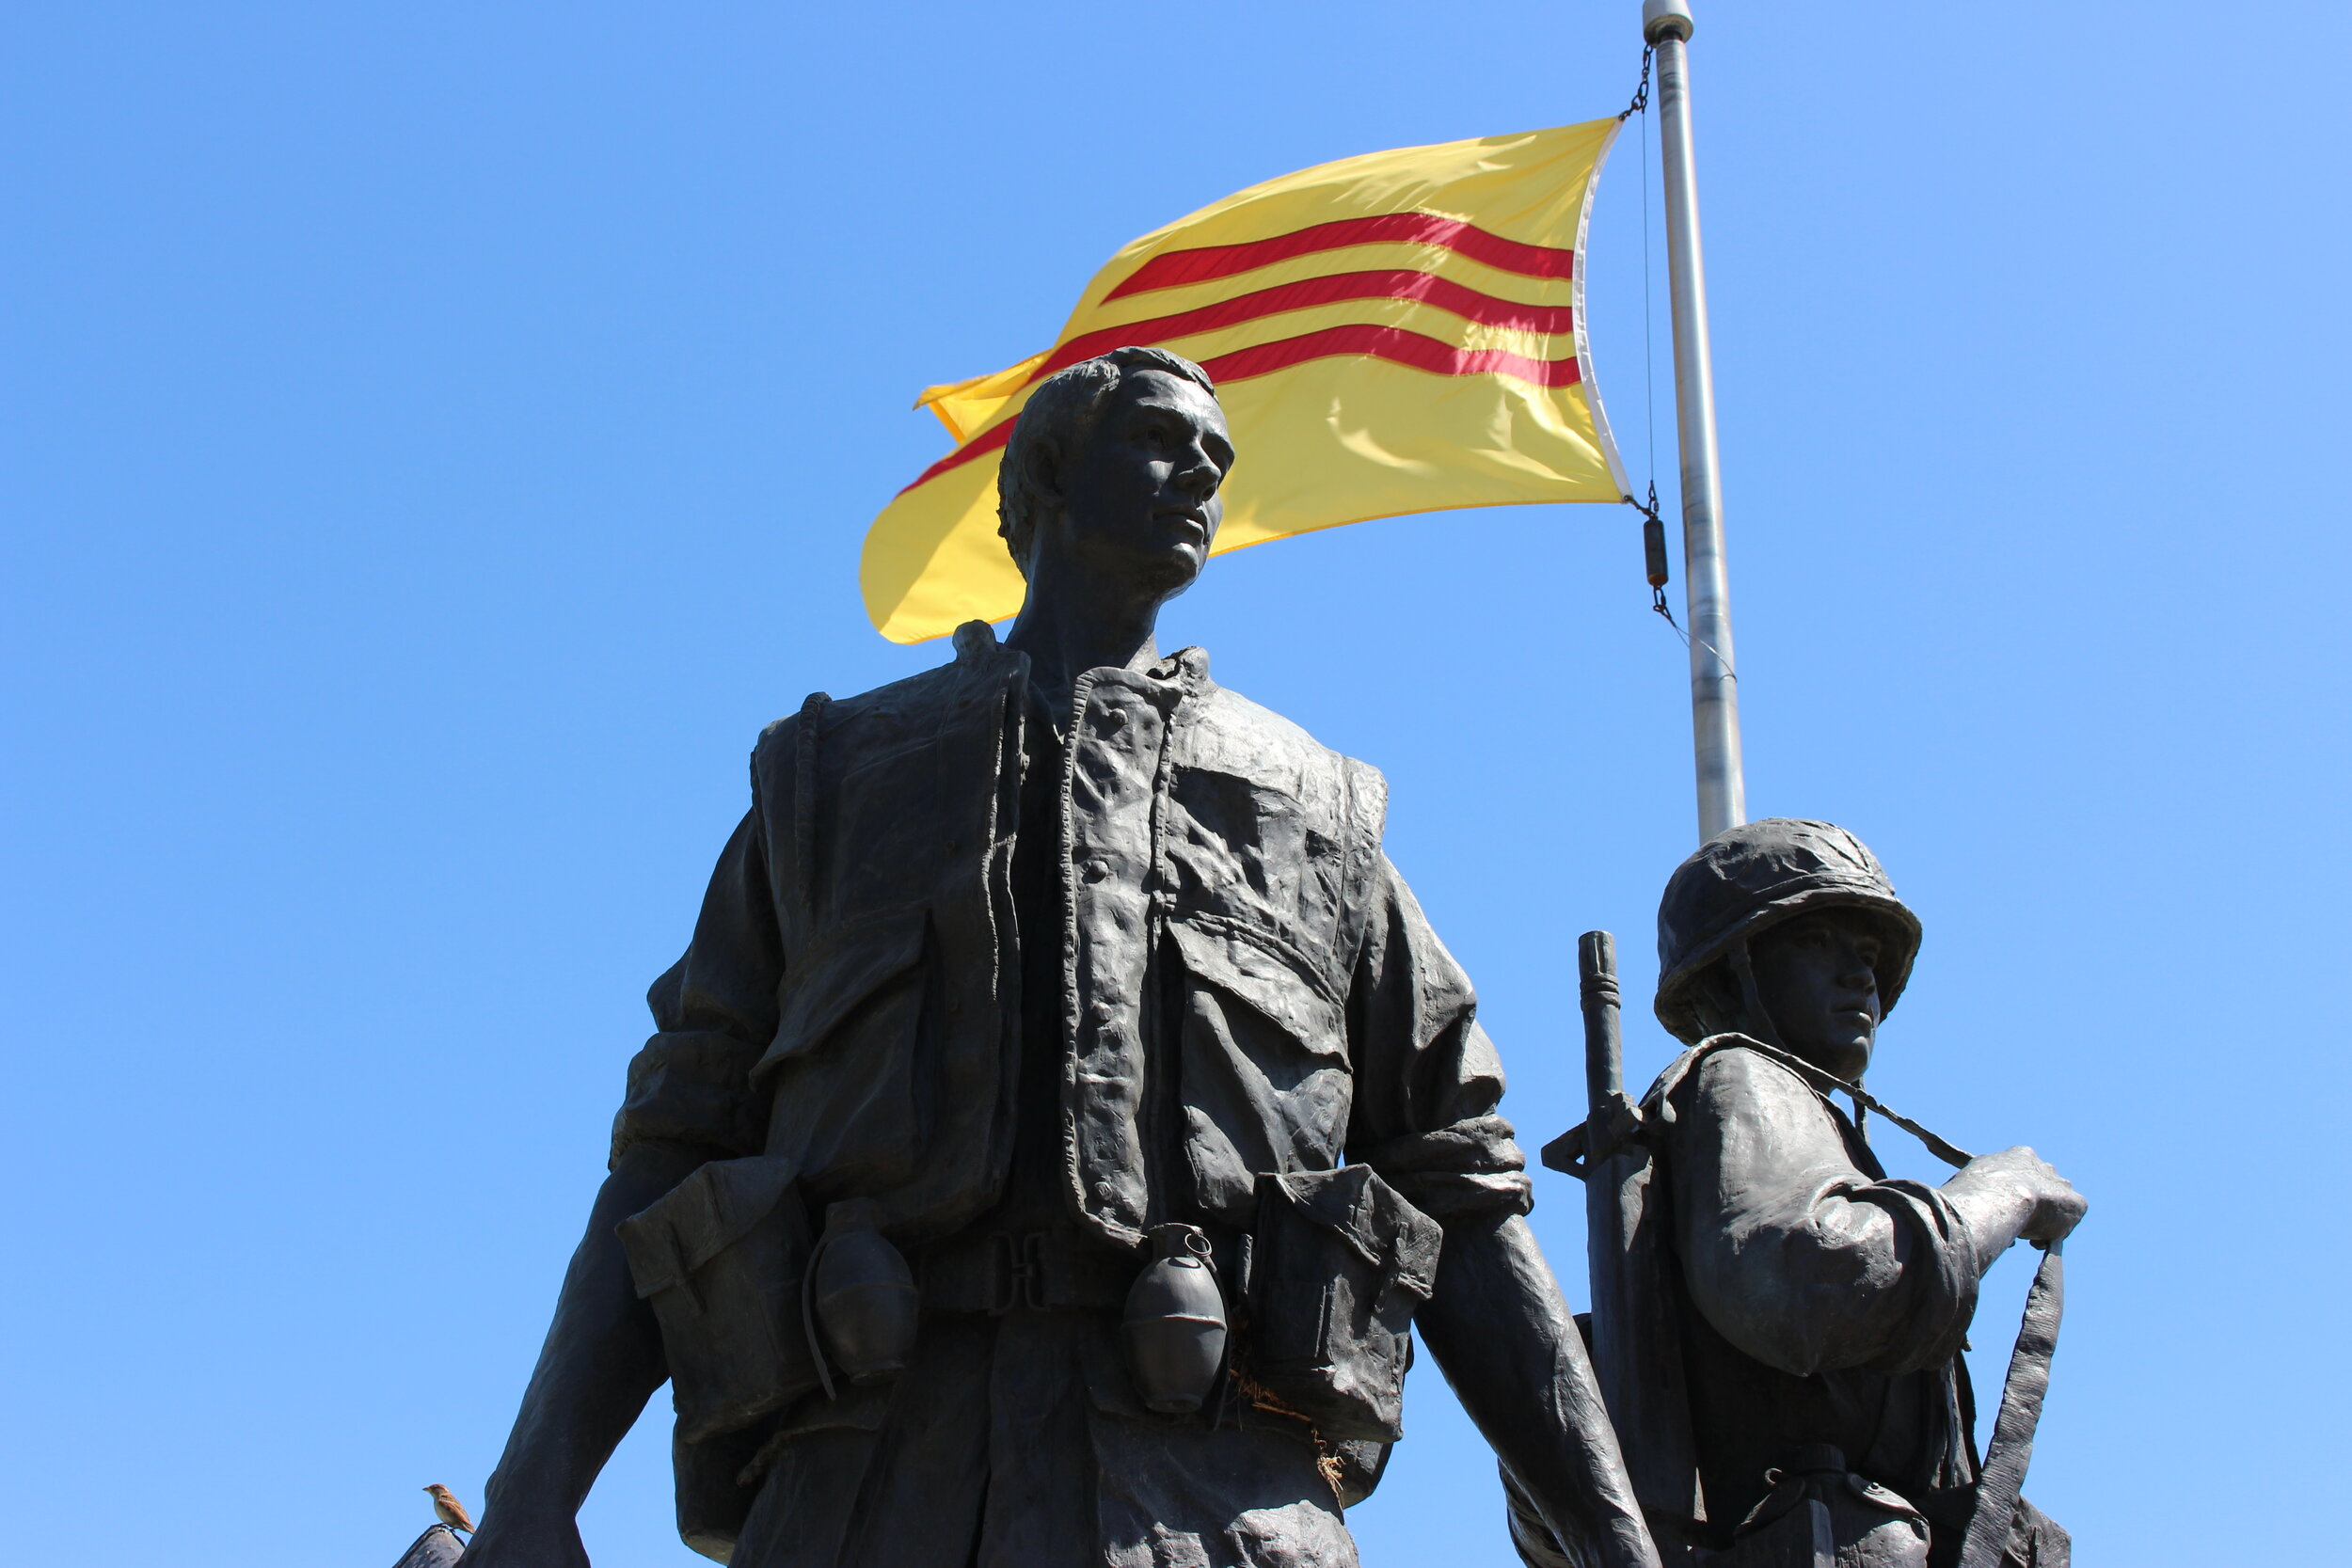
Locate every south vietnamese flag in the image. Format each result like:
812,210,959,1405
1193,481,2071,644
861,119,1631,642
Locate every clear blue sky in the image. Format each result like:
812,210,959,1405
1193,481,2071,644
5,4,2344,1563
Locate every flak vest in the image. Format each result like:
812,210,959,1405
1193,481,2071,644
743,621,1390,1248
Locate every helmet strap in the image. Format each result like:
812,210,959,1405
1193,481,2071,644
1724,941,1789,1053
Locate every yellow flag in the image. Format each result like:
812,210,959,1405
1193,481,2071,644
862,119,1630,642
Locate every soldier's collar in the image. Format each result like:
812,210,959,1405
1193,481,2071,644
1148,645,1211,687
951,620,1211,691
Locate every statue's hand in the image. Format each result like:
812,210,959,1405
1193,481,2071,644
457,1510,589,1568
1960,1145,2087,1245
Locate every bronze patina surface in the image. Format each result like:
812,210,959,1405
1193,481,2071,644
465,349,1661,1568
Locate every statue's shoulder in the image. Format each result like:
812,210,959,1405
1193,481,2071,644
1186,674,1388,832
1188,677,1318,750
1641,1034,1835,1129
752,635,1014,782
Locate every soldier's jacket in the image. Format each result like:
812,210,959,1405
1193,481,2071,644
614,618,1528,1271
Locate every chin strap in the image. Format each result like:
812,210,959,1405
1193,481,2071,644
1721,942,1788,1052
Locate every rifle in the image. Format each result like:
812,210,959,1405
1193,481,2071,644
1542,931,1702,1551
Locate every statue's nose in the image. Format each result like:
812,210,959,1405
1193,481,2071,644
1174,449,1220,498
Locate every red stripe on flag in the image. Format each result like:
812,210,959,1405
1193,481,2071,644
895,418,1016,496
1104,214,1577,301
1200,324,1582,388
896,321,1580,498
1037,270,1574,383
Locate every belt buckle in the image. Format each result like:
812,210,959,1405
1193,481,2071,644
989,1230,1046,1314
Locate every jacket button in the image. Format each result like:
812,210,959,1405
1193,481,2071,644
1082,856,1111,881
1100,707,1127,731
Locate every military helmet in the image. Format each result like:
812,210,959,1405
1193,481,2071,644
1654,818,1922,1043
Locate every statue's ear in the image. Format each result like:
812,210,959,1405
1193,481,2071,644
1022,437,1063,504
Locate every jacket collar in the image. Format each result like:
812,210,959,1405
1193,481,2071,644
952,619,1212,693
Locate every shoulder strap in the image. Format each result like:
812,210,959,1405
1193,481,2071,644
1956,1243,2065,1568
1724,1035,1977,1171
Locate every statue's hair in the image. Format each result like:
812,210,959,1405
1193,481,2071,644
995,346,1219,577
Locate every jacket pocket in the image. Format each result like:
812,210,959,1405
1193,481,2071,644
1240,1164,1442,1445
1168,914,1343,1052
616,1153,819,1445
1169,914,1353,1221
755,903,930,1195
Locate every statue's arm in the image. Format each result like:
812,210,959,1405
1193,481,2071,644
1939,1146,2087,1272
1419,1212,1661,1568
470,787,786,1564
1341,858,1658,1567
1672,1049,2078,1379
1675,1049,1955,1374
464,1141,704,1566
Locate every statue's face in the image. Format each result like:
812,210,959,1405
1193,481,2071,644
1036,369,1233,598
1747,910,1885,1080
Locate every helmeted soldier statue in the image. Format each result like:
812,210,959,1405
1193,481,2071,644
461,347,1660,1568
1525,820,2082,1568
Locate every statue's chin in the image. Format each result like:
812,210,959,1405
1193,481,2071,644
1136,550,1205,603
1778,1034,1871,1083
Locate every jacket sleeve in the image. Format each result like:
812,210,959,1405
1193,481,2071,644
1663,1047,1978,1377
608,768,785,1167
1342,853,1533,1224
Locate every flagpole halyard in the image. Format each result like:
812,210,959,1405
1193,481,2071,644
1645,0,1747,844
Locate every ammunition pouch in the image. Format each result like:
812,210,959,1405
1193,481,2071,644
1240,1165,1442,1445
616,1153,821,1445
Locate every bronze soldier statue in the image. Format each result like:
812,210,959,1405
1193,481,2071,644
1531,821,2084,1568
461,347,1659,1568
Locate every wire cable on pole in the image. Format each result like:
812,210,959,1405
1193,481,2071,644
1616,45,1729,682
1628,482,1734,679
1632,46,1657,499
1628,46,1722,672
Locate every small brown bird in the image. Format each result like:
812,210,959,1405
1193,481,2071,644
423,1484,477,1535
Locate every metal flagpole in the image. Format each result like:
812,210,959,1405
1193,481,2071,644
1643,0,1746,843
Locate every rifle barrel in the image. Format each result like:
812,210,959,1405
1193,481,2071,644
1579,929,1623,1112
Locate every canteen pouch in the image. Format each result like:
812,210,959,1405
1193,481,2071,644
1243,1165,1443,1444
617,1153,822,1445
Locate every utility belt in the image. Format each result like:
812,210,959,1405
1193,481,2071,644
617,1156,1444,1461
917,1226,1137,1315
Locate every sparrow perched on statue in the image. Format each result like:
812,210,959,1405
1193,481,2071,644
423,1484,476,1534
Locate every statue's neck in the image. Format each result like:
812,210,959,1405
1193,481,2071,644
1004,573,1164,713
